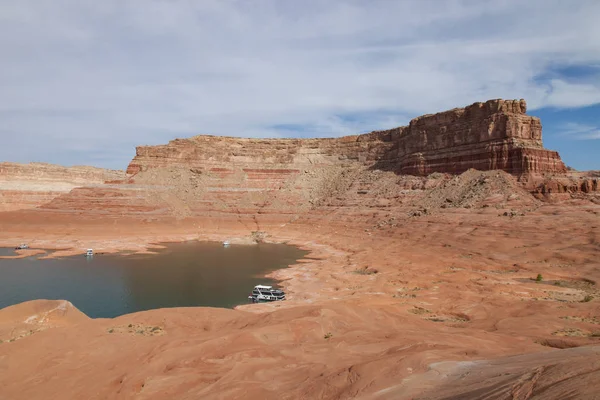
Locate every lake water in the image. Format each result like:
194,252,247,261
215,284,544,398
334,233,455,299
0,242,307,318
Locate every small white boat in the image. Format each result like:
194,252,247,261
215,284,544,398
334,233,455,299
248,285,286,303
85,249,94,257
223,241,230,247
15,243,29,250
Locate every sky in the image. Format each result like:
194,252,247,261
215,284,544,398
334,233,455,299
0,0,599,171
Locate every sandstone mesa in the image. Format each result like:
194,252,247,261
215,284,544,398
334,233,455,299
0,99,599,399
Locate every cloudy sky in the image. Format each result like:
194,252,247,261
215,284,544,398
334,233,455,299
1,0,599,170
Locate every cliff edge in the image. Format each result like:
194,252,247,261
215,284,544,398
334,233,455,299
126,99,566,177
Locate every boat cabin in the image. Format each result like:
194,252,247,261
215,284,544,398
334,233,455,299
85,249,94,257
249,285,285,303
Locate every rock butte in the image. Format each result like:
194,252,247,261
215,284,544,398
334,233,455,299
127,98,565,177
0,99,599,399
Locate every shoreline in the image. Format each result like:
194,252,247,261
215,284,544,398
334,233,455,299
0,233,334,317
0,230,299,259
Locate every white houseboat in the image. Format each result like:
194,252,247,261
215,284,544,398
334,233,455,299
248,285,286,303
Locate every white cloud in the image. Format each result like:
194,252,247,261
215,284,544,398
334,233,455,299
0,0,599,168
557,122,600,140
534,80,600,109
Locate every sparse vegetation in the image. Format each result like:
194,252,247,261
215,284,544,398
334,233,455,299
250,231,267,243
535,274,543,282
393,293,416,299
353,266,378,275
324,332,332,339
582,295,594,303
409,306,431,315
581,278,596,285
552,328,587,337
560,316,600,325
535,339,581,349
106,324,165,336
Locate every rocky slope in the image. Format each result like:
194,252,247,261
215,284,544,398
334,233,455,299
0,162,125,211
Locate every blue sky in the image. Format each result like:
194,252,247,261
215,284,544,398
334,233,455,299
0,0,599,171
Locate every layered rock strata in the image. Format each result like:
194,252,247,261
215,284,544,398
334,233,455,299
127,99,566,177
0,163,125,211
29,98,580,222
3,99,590,223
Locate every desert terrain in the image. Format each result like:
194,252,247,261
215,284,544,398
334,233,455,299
0,99,599,399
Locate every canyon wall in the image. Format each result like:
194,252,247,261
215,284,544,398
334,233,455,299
126,99,566,177
55,98,586,226
53,97,585,221
0,163,125,211
4,99,594,222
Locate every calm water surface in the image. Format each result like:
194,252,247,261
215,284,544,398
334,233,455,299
0,242,307,318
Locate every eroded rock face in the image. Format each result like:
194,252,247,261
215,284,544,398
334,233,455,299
2,99,591,222
524,170,600,202
76,98,591,220
0,162,125,211
127,99,566,177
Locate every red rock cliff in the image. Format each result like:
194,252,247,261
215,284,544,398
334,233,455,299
126,99,566,177
372,99,566,175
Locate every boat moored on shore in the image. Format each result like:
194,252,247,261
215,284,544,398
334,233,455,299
248,285,285,303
